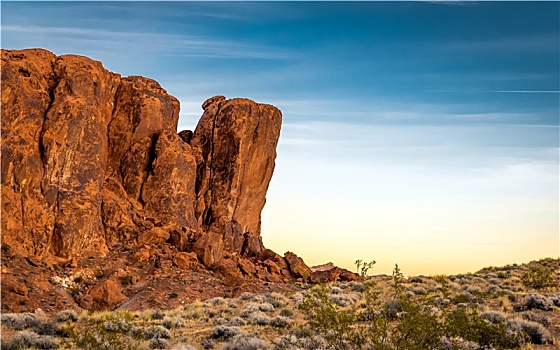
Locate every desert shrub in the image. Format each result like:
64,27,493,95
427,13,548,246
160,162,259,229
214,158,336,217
258,302,275,312
497,271,508,279
466,286,482,294
382,298,403,319
163,316,186,329
248,311,271,326
144,325,171,340
486,284,503,294
349,281,366,293
206,297,228,307
471,277,486,284
63,320,146,350
149,337,169,349
151,310,165,320
300,282,371,349
331,286,343,294
119,275,133,286
279,308,293,317
507,318,552,344
525,293,554,311
270,316,290,328
222,334,270,350
200,338,214,350
1,313,38,330
208,325,245,340
241,302,274,317
239,292,254,301
54,309,79,322
32,319,61,336
452,292,474,304
408,276,425,283
214,317,228,325
275,334,329,350
228,317,247,326
266,292,289,308
480,310,506,324
328,293,355,307
291,293,304,307
171,345,197,350
445,307,524,348
104,318,133,333
521,311,550,326
1,330,58,350
522,265,558,289
412,286,427,295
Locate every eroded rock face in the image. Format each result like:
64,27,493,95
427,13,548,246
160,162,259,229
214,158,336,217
190,96,282,260
1,49,196,260
1,48,360,312
1,48,285,278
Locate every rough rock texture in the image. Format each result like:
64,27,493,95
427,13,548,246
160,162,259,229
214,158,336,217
310,262,336,272
1,48,353,312
310,266,360,283
284,252,312,280
1,49,193,261
82,279,128,310
189,95,282,261
1,49,278,268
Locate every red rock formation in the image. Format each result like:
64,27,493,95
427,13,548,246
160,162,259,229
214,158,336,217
1,48,353,312
1,48,284,272
284,251,312,280
189,96,282,262
1,49,193,261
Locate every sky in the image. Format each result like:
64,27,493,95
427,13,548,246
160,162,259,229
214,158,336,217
2,1,559,276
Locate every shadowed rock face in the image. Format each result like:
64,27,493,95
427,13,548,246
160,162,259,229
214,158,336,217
1,48,280,269
190,96,282,264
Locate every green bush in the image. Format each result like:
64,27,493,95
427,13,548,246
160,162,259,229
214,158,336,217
522,265,558,289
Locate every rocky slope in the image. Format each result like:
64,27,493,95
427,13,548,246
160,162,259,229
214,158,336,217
1,48,357,312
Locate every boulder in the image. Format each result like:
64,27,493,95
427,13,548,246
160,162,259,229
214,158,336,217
137,227,170,246
192,231,224,268
85,279,127,310
1,48,198,260
174,251,200,270
238,258,257,276
214,257,245,287
284,251,311,280
310,262,336,272
310,266,360,283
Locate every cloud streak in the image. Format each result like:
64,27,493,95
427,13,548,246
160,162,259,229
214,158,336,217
3,24,295,60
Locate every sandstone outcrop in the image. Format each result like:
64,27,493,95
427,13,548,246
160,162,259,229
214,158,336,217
1,48,279,267
1,48,352,312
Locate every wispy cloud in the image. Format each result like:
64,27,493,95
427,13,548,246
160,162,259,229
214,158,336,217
3,24,294,60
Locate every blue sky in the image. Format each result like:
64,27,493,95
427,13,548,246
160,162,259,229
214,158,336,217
2,1,559,275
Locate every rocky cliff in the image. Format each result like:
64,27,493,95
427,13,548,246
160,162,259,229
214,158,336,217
1,48,357,312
